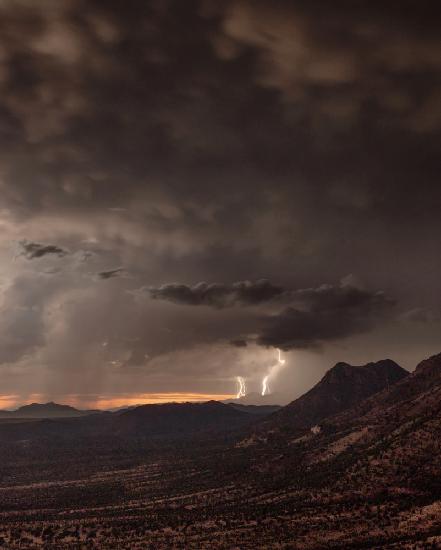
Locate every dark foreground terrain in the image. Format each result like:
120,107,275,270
1,355,441,549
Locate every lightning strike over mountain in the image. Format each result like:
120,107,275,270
277,348,286,367
236,376,247,398
261,348,286,396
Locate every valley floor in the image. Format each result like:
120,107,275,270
0,442,440,549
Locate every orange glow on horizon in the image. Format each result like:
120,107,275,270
0,393,236,411
0,393,45,409
0,395,22,409
87,393,236,410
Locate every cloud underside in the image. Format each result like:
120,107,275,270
18,241,67,260
0,0,438,224
97,268,127,280
150,279,395,350
0,0,438,397
149,279,284,307
258,283,394,350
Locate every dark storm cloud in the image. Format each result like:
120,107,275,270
150,278,394,351
149,279,284,308
0,0,439,291
216,0,441,126
288,283,394,314
0,0,439,400
257,283,394,350
0,0,439,224
18,241,68,260
97,268,127,280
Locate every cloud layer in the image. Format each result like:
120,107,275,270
18,241,68,260
150,277,395,350
0,0,439,404
149,279,284,308
257,283,394,350
97,268,127,280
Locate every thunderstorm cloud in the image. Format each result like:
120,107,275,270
150,278,395,351
0,0,439,404
257,283,395,350
149,279,285,308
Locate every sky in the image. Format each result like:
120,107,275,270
0,0,440,408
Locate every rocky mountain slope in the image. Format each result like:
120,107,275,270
304,352,441,488
251,353,441,497
255,358,408,439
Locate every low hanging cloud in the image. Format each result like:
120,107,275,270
286,282,392,313
257,283,395,350
97,268,128,280
148,279,284,308
148,277,395,351
18,241,68,260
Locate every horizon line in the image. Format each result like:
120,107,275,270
0,392,238,411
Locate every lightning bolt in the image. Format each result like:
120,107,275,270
261,348,286,396
236,376,246,398
277,348,286,366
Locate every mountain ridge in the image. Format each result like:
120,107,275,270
254,358,408,439
113,400,253,436
0,401,98,419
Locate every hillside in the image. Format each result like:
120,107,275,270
228,403,281,416
224,392,289,406
0,355,440,548
305,352,441,480
112,400,253,436
0,401,269,443
233,353,441,546
255,358,408,439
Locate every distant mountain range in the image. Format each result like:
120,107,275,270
0,359,410,439
224,392,289,406
0,400,280,421
0,401,98,419
0,400,278,441
228,403,281,415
